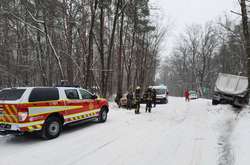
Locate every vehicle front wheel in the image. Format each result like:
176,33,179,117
41,116,62,140
164,99,168,104
98,108,108,123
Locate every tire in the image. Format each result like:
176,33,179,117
163,99,168,104
98,107,108,123
212,99,219,105
232,98,243,108
41,116,62,140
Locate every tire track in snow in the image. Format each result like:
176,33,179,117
217,107,242,165
65,137,119,165
189,139,203,165
168,101,207,165
218,119,236,165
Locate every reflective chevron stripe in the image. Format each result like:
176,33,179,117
27,124,43,132
65,110,99,123
1,105,18,123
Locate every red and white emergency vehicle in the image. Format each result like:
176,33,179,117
0,87,109,139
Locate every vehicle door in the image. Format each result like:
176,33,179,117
64,89,85,116
79,89,96,112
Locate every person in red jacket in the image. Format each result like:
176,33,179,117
184,89,190,102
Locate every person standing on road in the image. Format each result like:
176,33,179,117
145,88,153,113
126,90,133,110
184,89,190,102
135,86,141,114
152,88,157,107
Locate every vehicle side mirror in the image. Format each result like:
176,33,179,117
92,94,98,99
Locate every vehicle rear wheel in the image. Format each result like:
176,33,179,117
212,99,219,105
98,108,108,123
41,116,62,140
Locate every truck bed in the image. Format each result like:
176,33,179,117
215,73,248,95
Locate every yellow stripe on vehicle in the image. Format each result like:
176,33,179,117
11,105,18,113
27,126,34,132
27,125,43,132
5,105,14,115
66,111,100,123
64,109,100,119
5,105,18,123
4,114,13,123
4,105,16,123
35,125,42,130
29,106,83,117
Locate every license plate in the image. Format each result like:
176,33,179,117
0,124,11,130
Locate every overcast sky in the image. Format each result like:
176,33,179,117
150,0,240,57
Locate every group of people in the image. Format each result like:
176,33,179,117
126,86,157,114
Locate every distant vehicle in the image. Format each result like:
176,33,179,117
0,87,109,139
119,94,128,107
189,90,198,100
212,73,249,107
149,85,168,104
119,93,136,108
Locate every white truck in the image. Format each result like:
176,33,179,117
150,85,168,104
212,73,249,107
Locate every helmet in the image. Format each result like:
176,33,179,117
136,86,140,90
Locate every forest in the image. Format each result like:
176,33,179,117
159,0,250,98
1,0,250,99
0,0,165,99
159,18,247,97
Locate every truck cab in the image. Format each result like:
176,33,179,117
150,85,169,104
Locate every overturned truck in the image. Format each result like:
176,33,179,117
212,73,249,107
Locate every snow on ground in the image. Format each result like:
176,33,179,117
0,97,249,165
231,106,250,165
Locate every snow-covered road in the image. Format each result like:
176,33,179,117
0,97,250,165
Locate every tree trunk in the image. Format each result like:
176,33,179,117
240,0,250,94
99,2,105,97
105,0,121,97
116,0,124,103
85,0,98,89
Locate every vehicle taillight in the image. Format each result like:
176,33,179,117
17,107,29,122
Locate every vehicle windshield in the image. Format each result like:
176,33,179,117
0,89,26,100
189,91,197,95
155,89,166,95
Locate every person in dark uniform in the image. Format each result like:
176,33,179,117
134,86,141,114
126,90,133,110
145,88,153,113
152,88,157,107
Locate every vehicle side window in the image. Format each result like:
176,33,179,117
80,90,93,100
65,89,79,100
0,89,26,101
29,88,59,102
